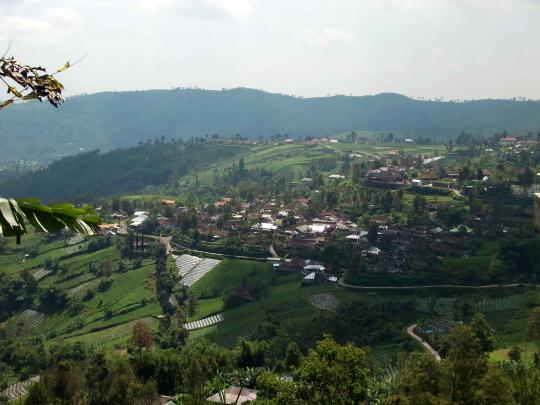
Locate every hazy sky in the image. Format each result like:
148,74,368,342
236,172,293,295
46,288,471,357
1,0,540,99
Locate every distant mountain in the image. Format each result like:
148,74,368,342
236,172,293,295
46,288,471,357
1,87,540,164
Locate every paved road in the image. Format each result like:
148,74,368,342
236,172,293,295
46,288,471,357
338,279,532,290
169,241,267,261
406,324,441,362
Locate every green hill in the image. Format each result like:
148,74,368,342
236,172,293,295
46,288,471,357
0,142,246,202
2,87,540,164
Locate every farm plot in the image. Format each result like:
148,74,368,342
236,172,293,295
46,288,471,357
63,243,87,255
185,313,224,331
67,235,85,245
1,376,40,402
174,254,203,277
70,280,95,295
472,295,526,313
307,293,339,311
32,268,52,281
181,258,221,287
62,317,158,347
20,309,46,328
415,298,455,316
58,272,97,291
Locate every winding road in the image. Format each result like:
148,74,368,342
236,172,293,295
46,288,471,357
406,324,441,361
338,279,532,290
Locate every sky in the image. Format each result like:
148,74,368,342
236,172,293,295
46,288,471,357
1,0,540,100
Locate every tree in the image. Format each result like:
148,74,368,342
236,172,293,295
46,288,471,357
473,366,514,405
294,336,372,404
527,307,540,350
519,167,535,188
412,195,426,213
284,342,302,370
368,224,378,243
393,352,441,404
470,313,497,353
443,324,487,404
130,320,155,359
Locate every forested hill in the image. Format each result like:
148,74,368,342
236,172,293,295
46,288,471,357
2,87,540,164
0,142,245,202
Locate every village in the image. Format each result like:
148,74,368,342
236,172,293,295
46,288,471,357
93,132,536,288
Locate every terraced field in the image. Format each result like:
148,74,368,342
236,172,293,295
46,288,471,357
1,376,40,402
185,314,224,331
37,260,159,340
178,255,221,287
62,317,159,348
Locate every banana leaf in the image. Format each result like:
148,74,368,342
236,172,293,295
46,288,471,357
0,197,100,243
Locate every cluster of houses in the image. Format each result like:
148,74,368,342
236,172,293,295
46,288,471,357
272,258,338,285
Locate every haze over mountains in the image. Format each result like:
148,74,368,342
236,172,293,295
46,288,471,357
2,87,540,164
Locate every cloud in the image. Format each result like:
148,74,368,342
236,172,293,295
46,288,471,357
0,6,82,42
134,0,252,19
300,27,356,45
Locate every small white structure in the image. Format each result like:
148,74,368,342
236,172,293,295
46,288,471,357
411,179,423,187
252,222,278,231
328,174,346,180
367,246,382,255
130,211,148,227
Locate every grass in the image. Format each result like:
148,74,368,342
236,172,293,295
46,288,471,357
189,277,333,345
188,259,273,299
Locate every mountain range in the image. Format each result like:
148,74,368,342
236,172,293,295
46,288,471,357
1,87,540,164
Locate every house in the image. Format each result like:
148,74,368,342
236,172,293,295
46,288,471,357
304,264,326,274
284,138,295,144
207,386,257,404
345,231,368,243
369,215,389,226
328,174,345,180
161,199,176,206
302,272,327,285
252,222,277,232
387,150,399,158
130,211,149,228
500,136,517,146
422,172,438,182
215,197,233,208
98,223,119,236
411,179,423,188
274,258,305,272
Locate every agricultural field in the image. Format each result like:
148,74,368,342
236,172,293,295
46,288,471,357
181,140,447,187
0,233,162,349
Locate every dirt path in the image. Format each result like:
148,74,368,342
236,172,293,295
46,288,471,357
269,244,280,259
406,324,441,361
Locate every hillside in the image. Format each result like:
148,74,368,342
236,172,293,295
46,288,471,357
2,88,540,164
0,142,246,202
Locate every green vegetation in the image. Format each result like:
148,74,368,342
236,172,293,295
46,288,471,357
3,87,540,165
